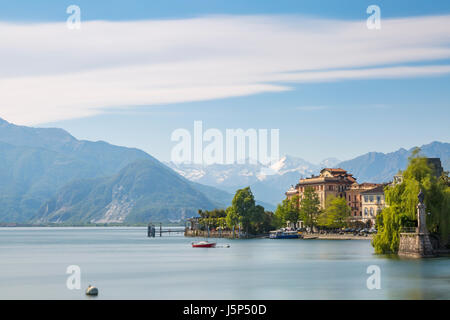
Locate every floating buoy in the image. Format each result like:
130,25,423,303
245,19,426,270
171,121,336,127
85,285,98,296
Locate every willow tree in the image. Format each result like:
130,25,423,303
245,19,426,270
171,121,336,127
373,148,450,254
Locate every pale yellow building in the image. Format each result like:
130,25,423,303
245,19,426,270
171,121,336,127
360,185,386,227
346,182,382,220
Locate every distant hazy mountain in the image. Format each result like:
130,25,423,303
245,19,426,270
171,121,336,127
268,155,319,176
337,141,450,183
0,118,157,222
166,155,324,206
167,142,449,206
1,116,447,221
0,118,234,223
319,158,341,168
36,160,230,224
168,162,262,188
166,155,320,186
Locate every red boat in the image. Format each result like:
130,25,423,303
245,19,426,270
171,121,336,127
192,241,216,248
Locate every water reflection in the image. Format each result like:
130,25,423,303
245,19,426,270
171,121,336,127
0,227,449,299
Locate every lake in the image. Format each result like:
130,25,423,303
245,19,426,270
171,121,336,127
0,227,449,300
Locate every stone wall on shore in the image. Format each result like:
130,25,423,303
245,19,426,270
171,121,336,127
185,229,243,239
303,234,373,240
398,232,435,258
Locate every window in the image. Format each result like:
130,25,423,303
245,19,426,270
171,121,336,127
364,208,368,216
377,196,381,203
364,196,369,203
369,195,374,202
370,208,374,216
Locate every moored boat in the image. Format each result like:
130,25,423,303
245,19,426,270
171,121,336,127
192,241,216,248
269,230,301,239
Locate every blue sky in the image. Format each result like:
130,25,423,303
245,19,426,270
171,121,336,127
1,0,450,21
1,1,450,163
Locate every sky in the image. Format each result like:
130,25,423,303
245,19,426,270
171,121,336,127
0,0,449,164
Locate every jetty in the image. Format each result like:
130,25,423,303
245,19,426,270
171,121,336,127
147,223,184,237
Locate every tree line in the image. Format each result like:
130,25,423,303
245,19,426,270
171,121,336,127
198,184,354,236
274,188,352,230
197,187,275,235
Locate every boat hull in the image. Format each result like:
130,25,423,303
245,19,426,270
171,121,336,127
269,234,299,239
192,242,216,248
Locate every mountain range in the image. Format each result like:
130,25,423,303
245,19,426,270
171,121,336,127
1,117,448,223
167,142,450,205
0,118,235,223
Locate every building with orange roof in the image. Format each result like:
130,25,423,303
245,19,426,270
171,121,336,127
285,168,385,225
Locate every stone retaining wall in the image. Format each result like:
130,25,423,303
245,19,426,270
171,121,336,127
185,229,244,239
398,232,435,258
304,234,373,240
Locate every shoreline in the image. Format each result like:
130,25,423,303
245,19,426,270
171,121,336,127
185,229,374,240
303,234,373,240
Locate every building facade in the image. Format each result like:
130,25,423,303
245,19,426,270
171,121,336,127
346,183,382,220
294,168,356,209
286,168,386,225
360,185,386,226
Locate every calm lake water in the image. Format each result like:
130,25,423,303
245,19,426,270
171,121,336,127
0,227,449,300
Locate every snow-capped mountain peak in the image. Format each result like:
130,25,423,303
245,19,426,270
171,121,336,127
319,157,341,168
269,155,318,175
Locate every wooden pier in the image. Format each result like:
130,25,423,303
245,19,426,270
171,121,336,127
147,223,185,237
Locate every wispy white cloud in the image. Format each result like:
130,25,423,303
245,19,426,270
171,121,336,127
1,14,450,124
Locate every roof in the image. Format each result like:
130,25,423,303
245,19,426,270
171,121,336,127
320,168,347,174
360,185,385,195
351,182,382,190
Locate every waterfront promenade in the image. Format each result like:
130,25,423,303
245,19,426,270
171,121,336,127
185,228,373,240
303,233,373,240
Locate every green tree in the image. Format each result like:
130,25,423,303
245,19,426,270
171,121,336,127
318,196,351,228
299,187,321,230
259,210,276,233
230,187,256,235
225,206,239,230
275,195,300,228
250,205,265,234
224,187,275,236
198,208,227,230
373,149,450,254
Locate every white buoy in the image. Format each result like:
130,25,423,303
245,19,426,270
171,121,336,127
85,285,98,296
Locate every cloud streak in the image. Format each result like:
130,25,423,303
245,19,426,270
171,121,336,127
1,14,450,124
